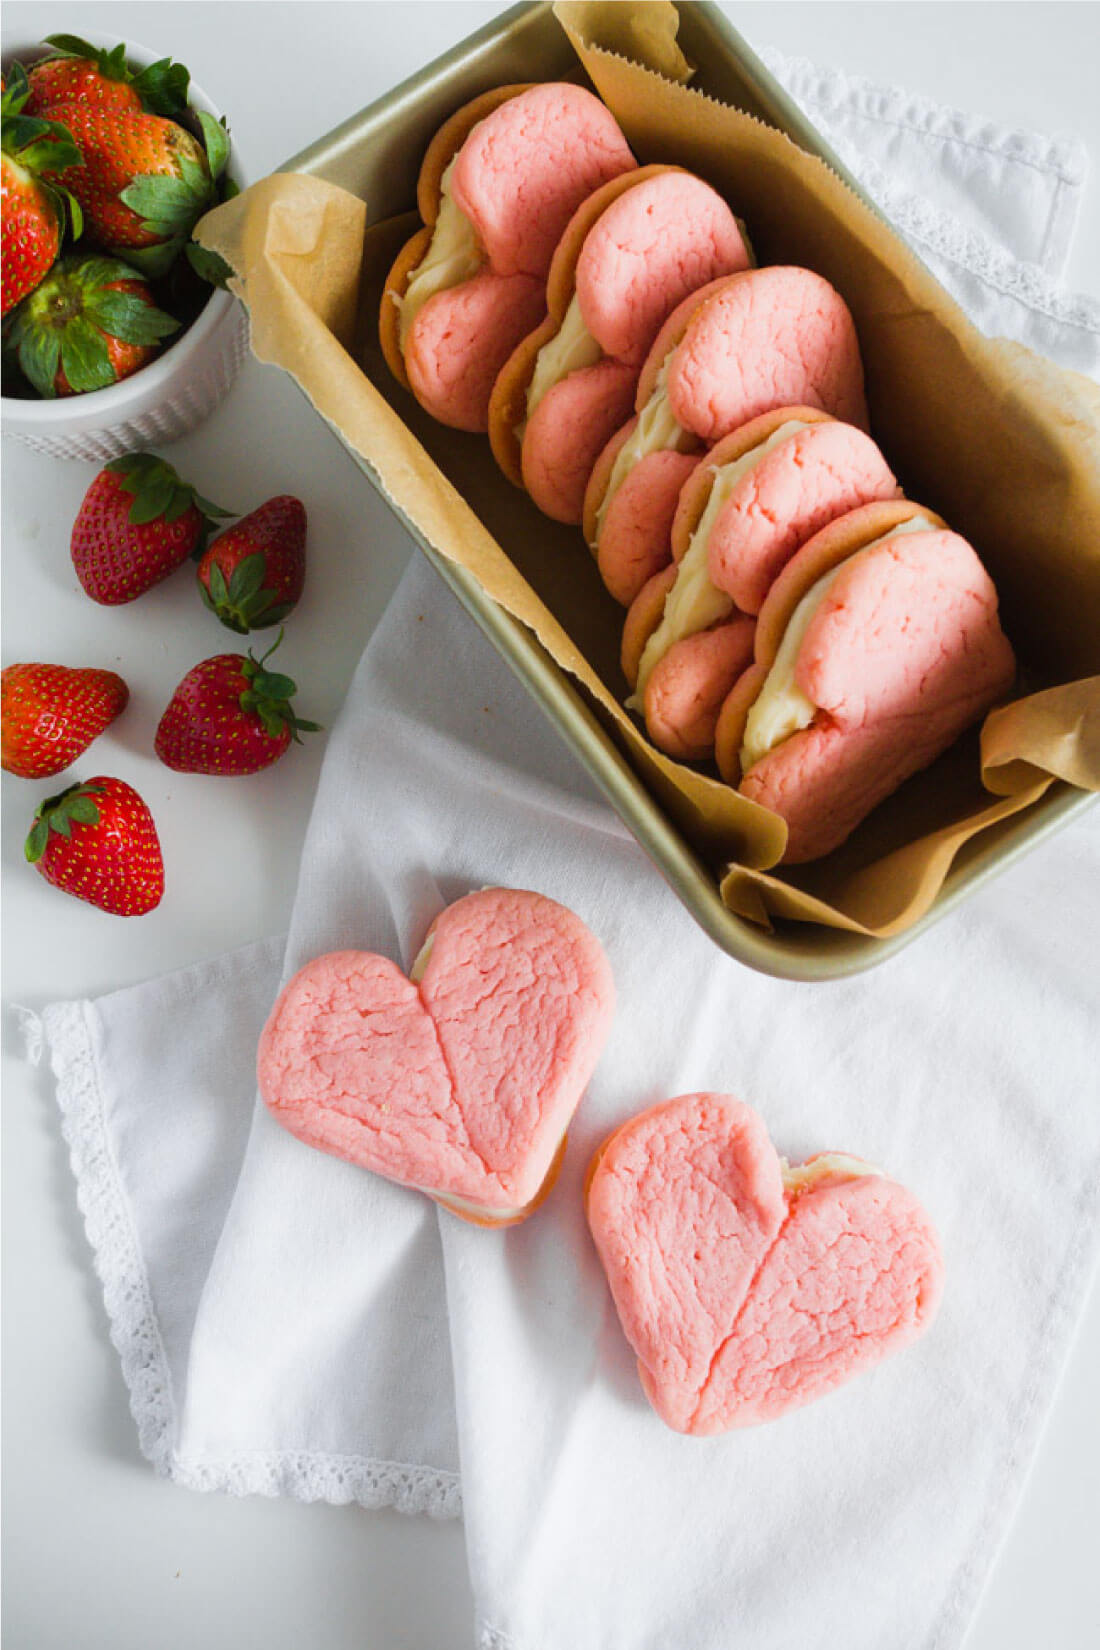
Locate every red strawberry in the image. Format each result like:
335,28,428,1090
1,663,129,779
44,98,229,278
155,635,321,776
26,43,142,118
1,66,83,317
25,35,191,123
25,776,164,916
6,254,180,397
70,451,230,604
197,496,308,633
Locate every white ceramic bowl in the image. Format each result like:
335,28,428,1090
0,33,249,461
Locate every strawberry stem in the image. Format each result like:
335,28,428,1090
25,780,104,862
106,451,231,530
237,633,321,743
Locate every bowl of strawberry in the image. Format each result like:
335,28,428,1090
1,31,248,461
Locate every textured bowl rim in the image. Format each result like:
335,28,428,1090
0,31,244,423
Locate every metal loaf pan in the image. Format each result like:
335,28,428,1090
282,1,1090,980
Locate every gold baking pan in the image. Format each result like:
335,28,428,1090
268,0,1095,981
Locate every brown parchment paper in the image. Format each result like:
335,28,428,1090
195,0,1100,938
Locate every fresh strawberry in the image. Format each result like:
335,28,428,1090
70,451,230,604
26,43,141,118
1,663,128,778
6,254,179,397
1,65,83,317
197,497,308,633
44,98,229,278
26,35,191,123
155,635,321,776
24,776,164,916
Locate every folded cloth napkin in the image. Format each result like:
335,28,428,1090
27,52,1100,1650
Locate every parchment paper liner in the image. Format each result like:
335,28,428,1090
195,1,1099,938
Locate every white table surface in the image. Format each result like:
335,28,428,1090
2,4,1097,1647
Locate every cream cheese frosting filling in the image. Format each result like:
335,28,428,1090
591,357,695,548
519,293,604,439
421,1185,533,1221
396,157,486,351
741,514,935,773
409,931,435,983
629,421,808,705
780,1154,882,1196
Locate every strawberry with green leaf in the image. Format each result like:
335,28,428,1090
26,35,191,123
70,451,231,603
6,253,179,396
155,634,321,776
197,496,308,633
1,64,84,317
44,97,230,279
25,776,164,916
1,663,129,779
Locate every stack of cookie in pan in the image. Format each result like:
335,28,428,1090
380,82,1016,866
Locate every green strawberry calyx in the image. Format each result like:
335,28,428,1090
7,254,180,397
106,451,231,545
202,551,296,634
41,34,193,123
24,780,104,862
237,633,322,744
116,111,231,282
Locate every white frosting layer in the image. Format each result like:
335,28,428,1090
781,1153,882,1196
423,1186,529,1222
630,421,807,704
520,293,603,438
409,931,435,983
396,158,485,351
590,358,695,548
740,514,935,774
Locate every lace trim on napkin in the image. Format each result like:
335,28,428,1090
765,49,1087,182
172,1450,460,1518
35,1000,462,1522
763,48,1100,336
42,998,178,1472
849,158,1100,335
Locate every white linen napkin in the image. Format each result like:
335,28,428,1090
26,53,1100,1650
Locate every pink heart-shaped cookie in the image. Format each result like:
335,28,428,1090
586,1094,942,1431
259,888,615,1225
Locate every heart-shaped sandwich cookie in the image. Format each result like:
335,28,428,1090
587,1094,943,1432
490,169,751,523
714,500,1017,861
380,83,635,431
259,888,615,1225
619,411,900,762
585,266,871,607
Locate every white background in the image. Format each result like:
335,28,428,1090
2,4,1098,1647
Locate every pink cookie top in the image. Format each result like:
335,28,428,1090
633,274,741,410
450,83,635,278
740,528,1016,860
644,619,755,761
522,357,638,525
705,421,899,614
258,888,616,1211
598,447,700,605
405,269,546,432
690,1162,943,1431
794,529,1012,728
587,1093,943,1434
575,172,751,367
667,268,869,442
